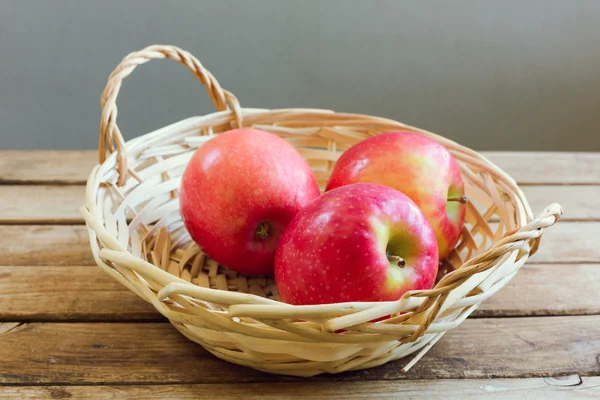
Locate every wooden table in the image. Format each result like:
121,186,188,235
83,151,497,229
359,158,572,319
0,151,599,399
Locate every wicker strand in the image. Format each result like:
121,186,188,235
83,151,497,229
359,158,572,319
99,44,243,186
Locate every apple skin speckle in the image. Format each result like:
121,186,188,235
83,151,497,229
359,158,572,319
274,183,439,305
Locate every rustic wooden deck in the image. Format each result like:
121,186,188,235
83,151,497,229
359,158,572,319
1,151,599,399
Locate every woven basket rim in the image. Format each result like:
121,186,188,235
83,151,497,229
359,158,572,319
84,104,561,321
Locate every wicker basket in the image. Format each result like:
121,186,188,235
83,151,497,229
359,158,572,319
81,44,562,377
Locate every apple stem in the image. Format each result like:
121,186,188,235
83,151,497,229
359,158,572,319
255,221,271,240
387,255,406,268
447,195,469,204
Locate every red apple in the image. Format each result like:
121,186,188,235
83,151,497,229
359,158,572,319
179,128,320,275
275,183,438,305
326,131,466,260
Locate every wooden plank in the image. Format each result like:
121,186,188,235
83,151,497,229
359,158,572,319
0,222,596,269
532,222,600,264
1,376,598,399
483,152,600,185
1,264,597,322
475,264,600,316
521,185,600,221
0,221,596,268
0,185,84,224
1,151,599,185
0,151,96,184
0,322,268,385
0,225,94,266
0,317,599,384
0,266,158,321
0,224,593,324
0,184,597,224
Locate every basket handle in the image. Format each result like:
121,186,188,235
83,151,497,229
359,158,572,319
99,44,243,186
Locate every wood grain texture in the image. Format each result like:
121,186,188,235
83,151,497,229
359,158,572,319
0,222,595,267
531,222,600,264
0,150,597,392
1,376,598,399
1,264,597,322
0,185,84,224
476,264,600,317
0,184,596,224
520,185,600,221
0,225,94,266
0,151,96,184
0,266,158,321
1,317,599,384
484,152,600,185
1,151,599,185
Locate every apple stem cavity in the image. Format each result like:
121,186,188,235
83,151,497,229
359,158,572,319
255,221,272,240
387,255,406,268
447,195,469,204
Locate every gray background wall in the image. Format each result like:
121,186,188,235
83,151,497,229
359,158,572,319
1,0,599,151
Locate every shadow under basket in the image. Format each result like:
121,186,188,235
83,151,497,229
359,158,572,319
81,44,562,377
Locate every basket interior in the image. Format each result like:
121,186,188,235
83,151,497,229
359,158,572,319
94,109,526,307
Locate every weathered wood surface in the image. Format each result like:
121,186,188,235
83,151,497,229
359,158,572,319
0,185,84,224
0,151,96,184
2,151,600,185
475,263,600,317
0,266,157,321
1,376,598,399
483,151,600,185
0,151,598,397
1,264,597,322
1,222,596,267
0,184,598,224
0,317,599,384
0,225,94,266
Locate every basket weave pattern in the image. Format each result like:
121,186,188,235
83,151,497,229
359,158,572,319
81,45,562,377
